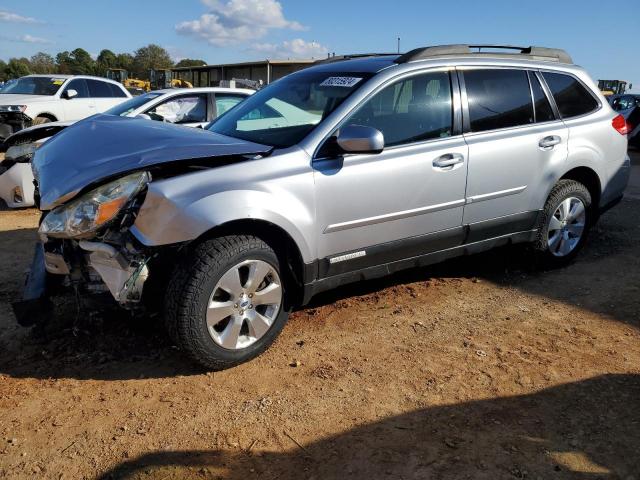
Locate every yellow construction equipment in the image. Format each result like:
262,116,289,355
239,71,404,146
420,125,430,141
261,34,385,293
598,80,631,96
149,69,193,90
106,68,150,93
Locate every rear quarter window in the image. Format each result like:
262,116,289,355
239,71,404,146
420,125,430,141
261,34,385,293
542,72,599,119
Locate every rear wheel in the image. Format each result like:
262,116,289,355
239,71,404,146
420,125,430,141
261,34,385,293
533,179,592,266
165,235,288,370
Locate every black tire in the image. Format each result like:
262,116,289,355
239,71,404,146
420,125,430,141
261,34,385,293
32,116,52,126
533,179,592,267
165,235,289,370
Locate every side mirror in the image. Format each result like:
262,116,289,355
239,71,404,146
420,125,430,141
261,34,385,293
336,125,384,154
136,113,152,121
64,89,78,100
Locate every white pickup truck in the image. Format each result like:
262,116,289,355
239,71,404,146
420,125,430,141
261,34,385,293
0,74,131,141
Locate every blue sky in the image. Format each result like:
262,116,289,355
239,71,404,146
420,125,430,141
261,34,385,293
1,0,638,91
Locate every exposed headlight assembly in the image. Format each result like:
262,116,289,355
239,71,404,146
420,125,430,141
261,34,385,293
39,171,150,239
0,105,27,113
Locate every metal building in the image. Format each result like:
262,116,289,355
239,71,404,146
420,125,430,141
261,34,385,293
172,59,316,87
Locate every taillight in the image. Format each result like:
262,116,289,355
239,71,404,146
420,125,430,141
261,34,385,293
612,114,631,135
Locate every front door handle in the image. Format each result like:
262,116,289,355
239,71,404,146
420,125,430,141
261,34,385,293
433,153,465,169
539,135,561,150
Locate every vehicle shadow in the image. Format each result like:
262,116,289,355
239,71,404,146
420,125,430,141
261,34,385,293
96,374,640,479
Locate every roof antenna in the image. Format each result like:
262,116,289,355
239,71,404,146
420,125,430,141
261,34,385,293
397,37,401,54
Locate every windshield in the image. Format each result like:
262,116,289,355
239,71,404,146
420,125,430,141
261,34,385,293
104,92,163,117
0,76,66,96
208,70,373,148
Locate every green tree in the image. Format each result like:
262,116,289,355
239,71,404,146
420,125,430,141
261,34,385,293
132,44,173,79
30,52,56,74
69,48,96,74
4,58,31,79
115,53,134,74
55,51,72,74
96,49,118,75
175,58,207,68
0,60,7,82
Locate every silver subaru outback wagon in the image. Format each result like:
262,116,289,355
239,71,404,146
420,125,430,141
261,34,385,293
16,45,630,369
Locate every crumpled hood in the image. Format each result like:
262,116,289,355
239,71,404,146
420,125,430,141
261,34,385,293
32,114,271,210
0,94,54,106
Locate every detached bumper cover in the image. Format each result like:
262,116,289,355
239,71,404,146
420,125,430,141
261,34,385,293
0,162,36,208
12,242,54,327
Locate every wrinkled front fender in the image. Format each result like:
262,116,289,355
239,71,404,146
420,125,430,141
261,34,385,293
131,155,315,262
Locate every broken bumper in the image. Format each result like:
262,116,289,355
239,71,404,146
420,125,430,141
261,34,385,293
12,242,54,327
38,237,150,307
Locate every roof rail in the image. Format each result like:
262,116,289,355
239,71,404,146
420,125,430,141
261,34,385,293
395,44,573,64
314,53,398,65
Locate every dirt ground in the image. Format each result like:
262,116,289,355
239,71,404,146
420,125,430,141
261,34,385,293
0,154,639,480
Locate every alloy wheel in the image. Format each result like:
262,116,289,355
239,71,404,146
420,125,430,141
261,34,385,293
547,197,587,257
206,259,283,350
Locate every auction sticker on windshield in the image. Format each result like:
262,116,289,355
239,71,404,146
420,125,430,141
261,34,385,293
320,77,363,88
51,79,66,85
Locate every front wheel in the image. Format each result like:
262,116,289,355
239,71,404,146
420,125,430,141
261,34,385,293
533,179,592,266
32,116,52,126
165,235,288,370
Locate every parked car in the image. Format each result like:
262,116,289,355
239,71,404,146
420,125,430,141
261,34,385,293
608,94,640,147
0,75,131,141
0,87,253,207
16,45,630,370
609,93,640,113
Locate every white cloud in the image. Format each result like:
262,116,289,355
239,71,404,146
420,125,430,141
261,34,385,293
19,34,51,44
252,39,328,59
1,34,52,44
176,0,305,46
0,9,41,24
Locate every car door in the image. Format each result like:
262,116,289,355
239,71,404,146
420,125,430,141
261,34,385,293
61,79,96,121
87,79,127,112
460,68,568,234
313,69,469,276
144,93,209,127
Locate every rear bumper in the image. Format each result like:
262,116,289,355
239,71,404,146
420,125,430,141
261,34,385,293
12,242,54,327
601,154,631,209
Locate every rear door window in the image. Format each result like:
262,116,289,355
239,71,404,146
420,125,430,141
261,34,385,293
107,83,127,98
529,72,555,122
87,79,115,98
542,72,599,118
215,94,247,117
463,69,534,132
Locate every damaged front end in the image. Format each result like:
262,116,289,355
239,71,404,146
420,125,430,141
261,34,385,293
12,171,157,326
0,110,32,143
13,114,273,326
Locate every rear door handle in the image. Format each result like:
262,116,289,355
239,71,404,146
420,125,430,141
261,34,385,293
433,153,465,169
539,135,561,150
